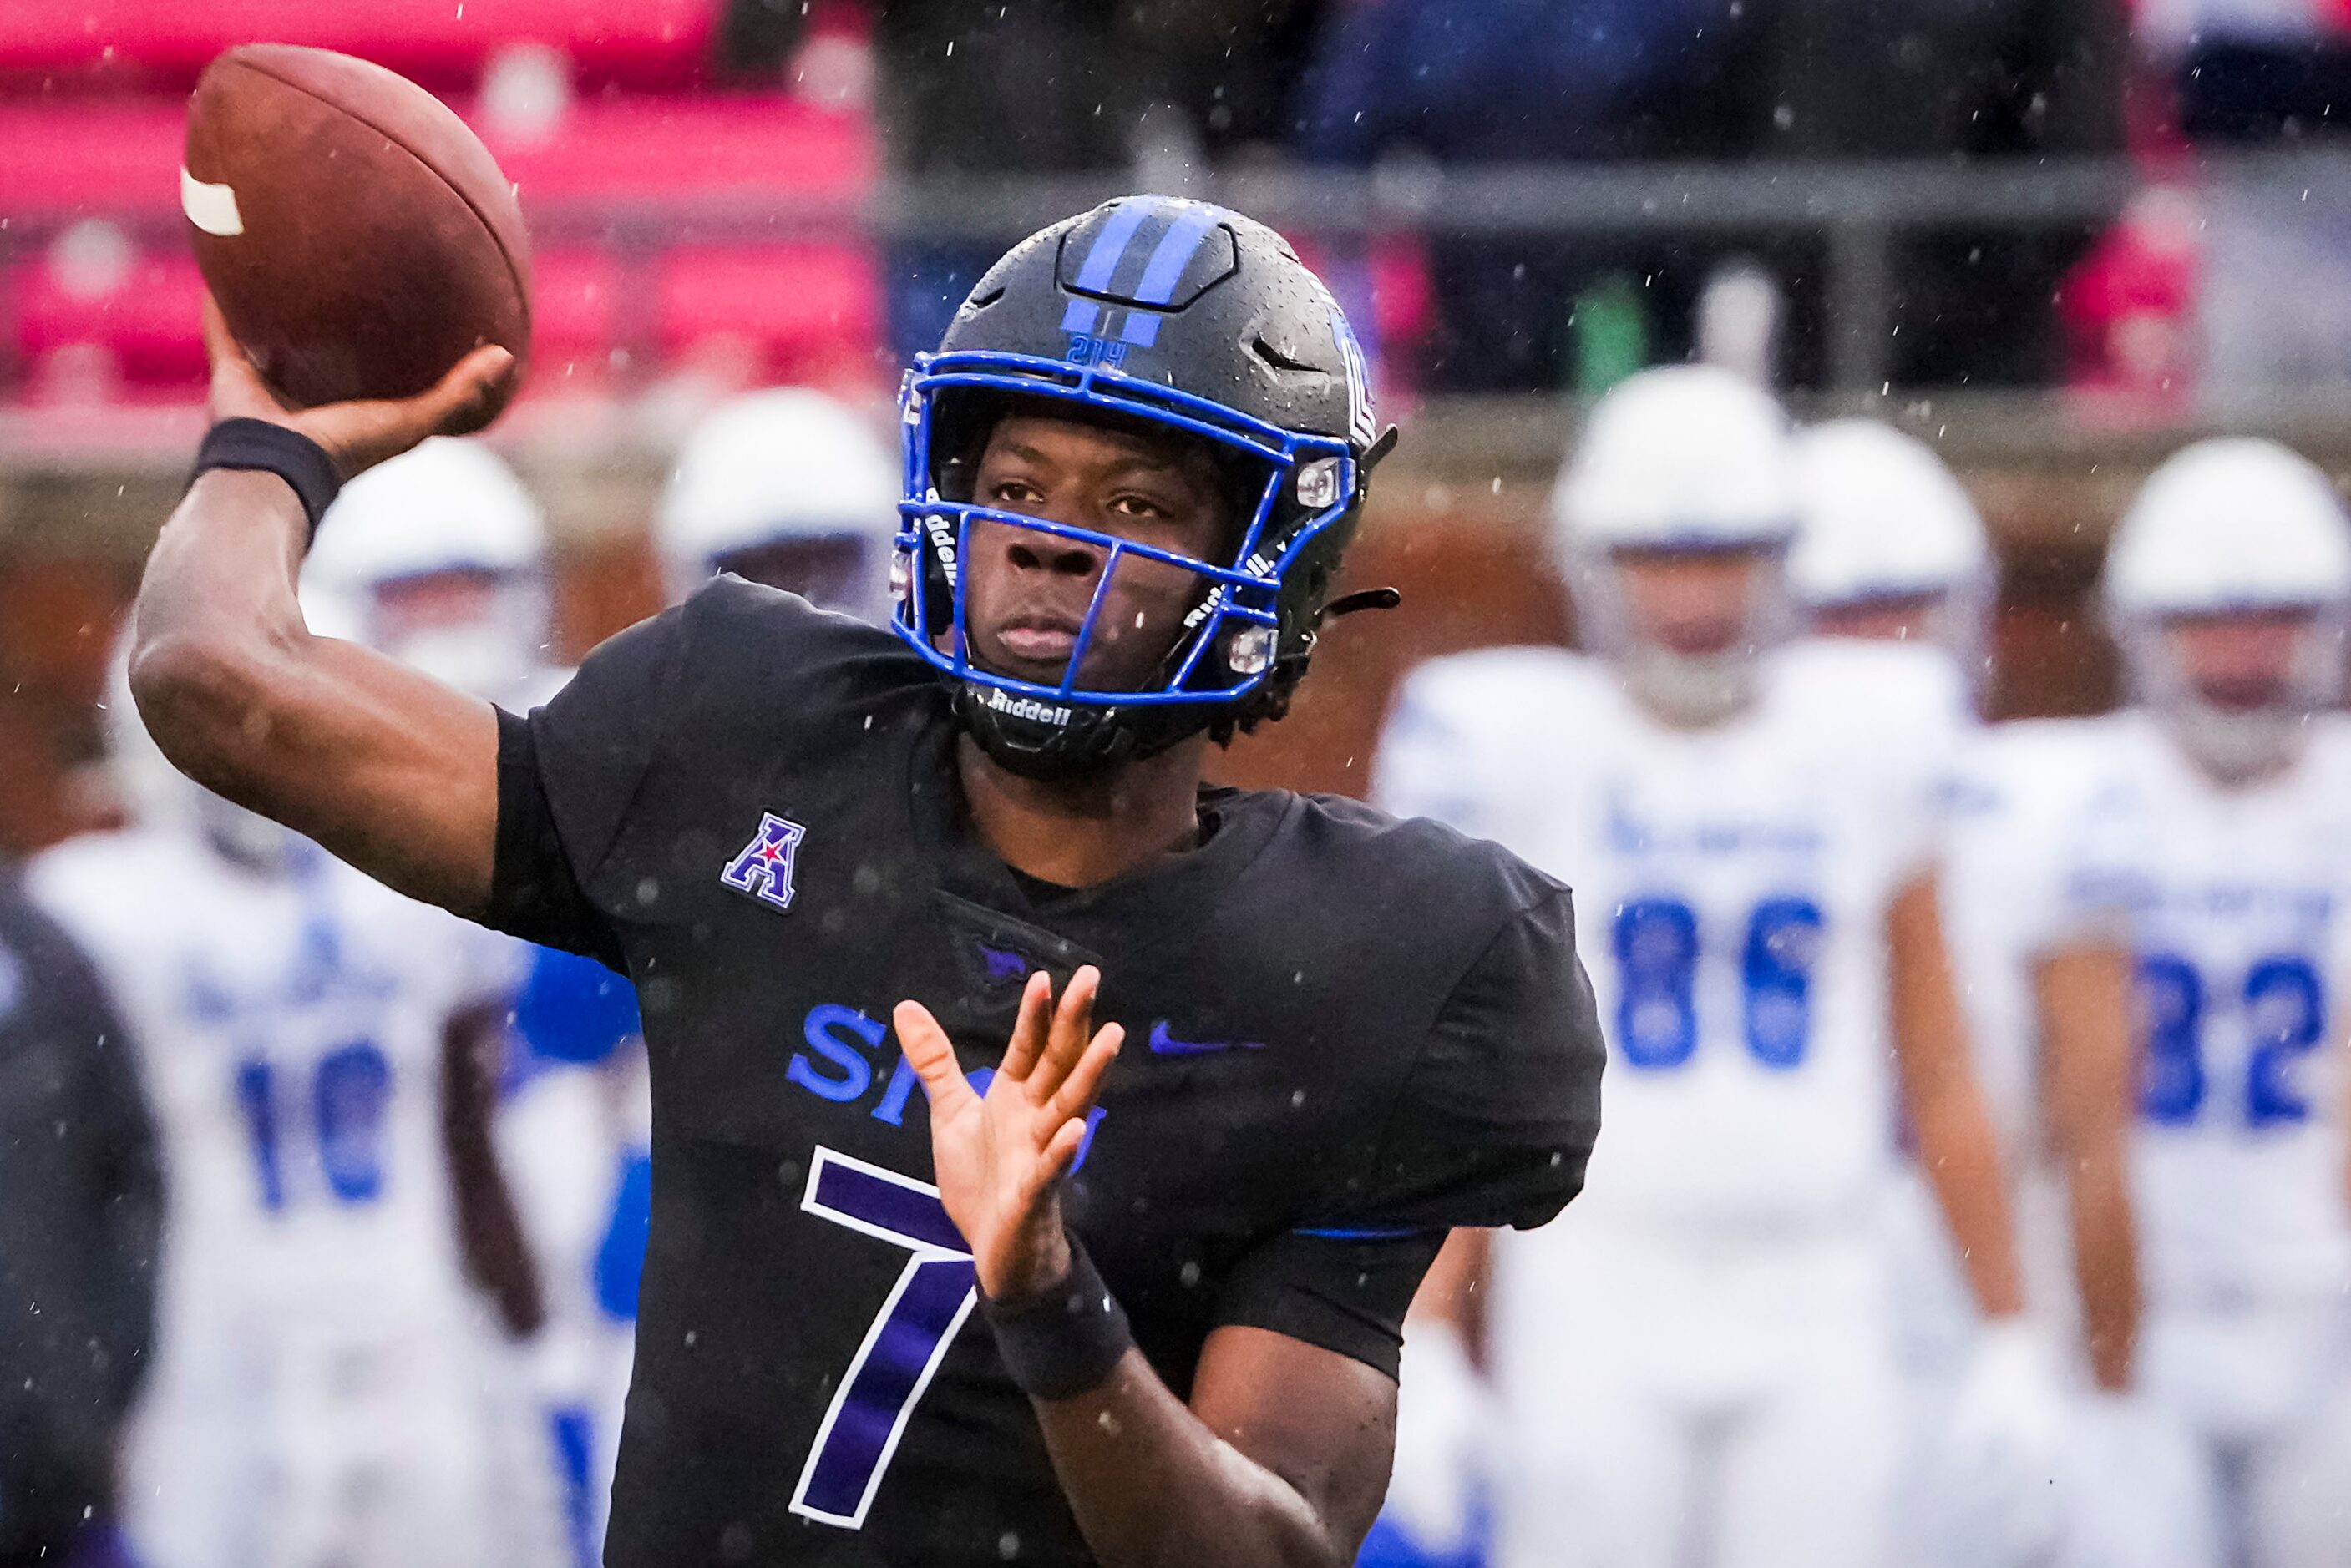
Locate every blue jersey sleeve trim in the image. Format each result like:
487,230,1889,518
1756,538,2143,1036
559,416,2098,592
1291,1224,1435,1242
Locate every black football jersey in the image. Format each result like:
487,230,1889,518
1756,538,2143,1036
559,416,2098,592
484,578,1604,1568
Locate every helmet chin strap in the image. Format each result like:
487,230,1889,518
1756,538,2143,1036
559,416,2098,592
2163,701,2311,787
1623,645,1759,729
951,683,1198,784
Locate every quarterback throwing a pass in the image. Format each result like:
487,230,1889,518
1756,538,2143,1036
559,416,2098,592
125,198,1604,1568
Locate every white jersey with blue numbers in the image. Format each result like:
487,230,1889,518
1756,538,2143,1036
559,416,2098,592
1376,638,1963,1233
1937,716,2126,1154
28,827,521,1338
2069,711,2351,1309
31,825,555,1568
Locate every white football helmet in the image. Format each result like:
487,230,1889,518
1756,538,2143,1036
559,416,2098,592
1550,364,1800,724
1791,418,1993,683
656,389,898,618
306,437,552,705
2105,438,2351,780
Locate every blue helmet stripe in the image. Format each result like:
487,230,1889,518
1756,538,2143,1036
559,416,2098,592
1131,202,1219,306
1072,197,1160,295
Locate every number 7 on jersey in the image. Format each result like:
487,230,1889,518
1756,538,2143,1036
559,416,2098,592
790,1147,978,1530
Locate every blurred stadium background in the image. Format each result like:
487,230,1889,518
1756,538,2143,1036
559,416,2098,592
3,0,2348,846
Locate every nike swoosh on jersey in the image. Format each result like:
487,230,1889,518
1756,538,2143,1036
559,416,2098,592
1147,1020,1264,1056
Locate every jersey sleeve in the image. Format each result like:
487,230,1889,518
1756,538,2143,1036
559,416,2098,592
484,603,690,969
1354,885,1605,1232
2055,771,2149,938
1369,656,1525,843
512,943,643,1066
1207,1228,1446,1379
1953,730,2127,955
1935,744,2058,957
1872,655,1971,883
1208,885,1604,1375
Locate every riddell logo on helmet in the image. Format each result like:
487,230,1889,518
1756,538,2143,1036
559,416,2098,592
924,516,960,585
981,687,1073,726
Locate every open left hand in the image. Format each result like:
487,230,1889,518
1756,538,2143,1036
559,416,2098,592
894,967,1123,1302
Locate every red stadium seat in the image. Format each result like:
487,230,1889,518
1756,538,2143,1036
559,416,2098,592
0,97,871,218
486,98,874,209
6,239,884,400
0,83,881,403
14,242,206,391
0,104,182,214
0,0,717,95
529,246,623,386
656,244,883,388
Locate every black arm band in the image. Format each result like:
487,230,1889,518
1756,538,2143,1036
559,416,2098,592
191,418,342,541
981,1232,1133,1403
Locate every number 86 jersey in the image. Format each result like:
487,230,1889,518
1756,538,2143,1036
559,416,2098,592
1376,639,1964,1235
2066,711,2351,1309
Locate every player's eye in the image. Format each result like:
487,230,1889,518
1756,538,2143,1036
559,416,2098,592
989,478,1044,508
1107,493,1169,520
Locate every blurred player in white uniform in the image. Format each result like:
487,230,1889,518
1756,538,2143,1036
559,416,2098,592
1372,367,2051,1568
656,387,899,614
2055,439,2351,1568
309,439,645,1568
305,436,565,711
29,652,560,1568
1791,419,2145,1568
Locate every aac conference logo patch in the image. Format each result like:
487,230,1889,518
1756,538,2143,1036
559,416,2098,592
720,812,808,913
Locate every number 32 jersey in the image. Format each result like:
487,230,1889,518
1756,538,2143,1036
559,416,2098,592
1376,639,1962,1235
482,579,1605,1568
2066,711,2351,1308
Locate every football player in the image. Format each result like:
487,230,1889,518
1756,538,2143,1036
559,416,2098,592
29,657,564,1568
126,197,1605,1568
656,387,900,616
1790,418,1993,670
2053,439,2351,1568
1791,418,2143,1568
304,435,560,711
0,837,160,1568
1374,366,2048,1568
308,443,645,1568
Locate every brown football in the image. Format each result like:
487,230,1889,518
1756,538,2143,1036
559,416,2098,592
183,44,531,427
